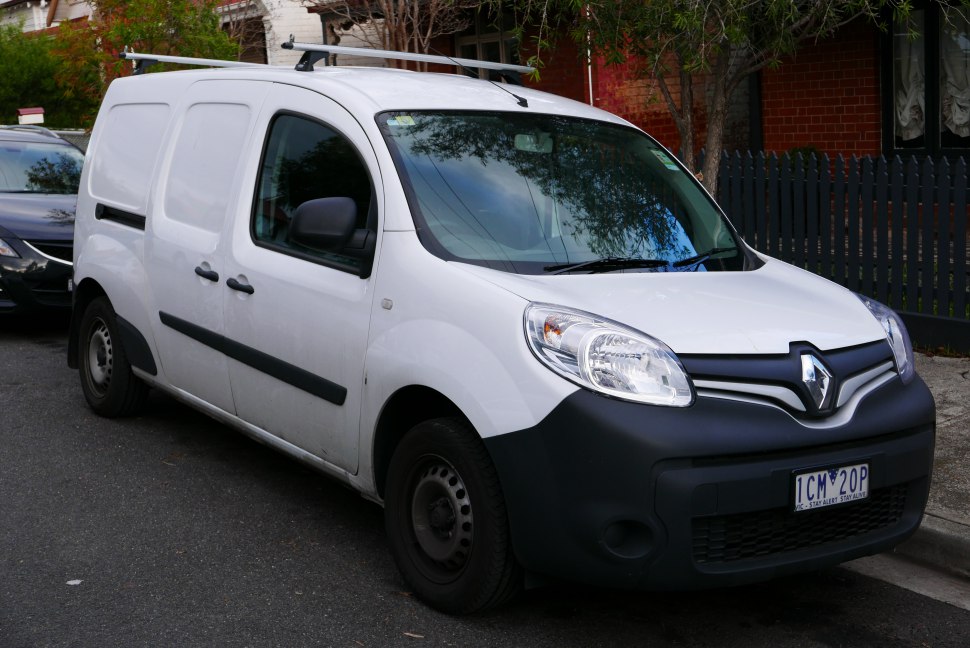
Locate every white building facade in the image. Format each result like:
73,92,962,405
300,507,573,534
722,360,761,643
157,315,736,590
1,0,323,67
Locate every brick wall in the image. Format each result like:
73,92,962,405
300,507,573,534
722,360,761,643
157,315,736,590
521,38,589,104
522,45,696,156
518,18,884,160
761,20,882,157
592,57,710,158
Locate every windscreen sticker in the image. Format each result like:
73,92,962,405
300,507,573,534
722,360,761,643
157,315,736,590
651,149,680,170
387,115,416,127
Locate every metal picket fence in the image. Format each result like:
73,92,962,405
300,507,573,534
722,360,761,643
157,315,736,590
717,151,970,352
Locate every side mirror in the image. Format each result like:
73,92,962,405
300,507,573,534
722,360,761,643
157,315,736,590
288,197,357,251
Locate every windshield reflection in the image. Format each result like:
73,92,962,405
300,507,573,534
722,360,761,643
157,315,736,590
0,143,84,195
381,112,743,274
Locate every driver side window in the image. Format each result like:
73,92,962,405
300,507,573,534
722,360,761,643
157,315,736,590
252,113,374,271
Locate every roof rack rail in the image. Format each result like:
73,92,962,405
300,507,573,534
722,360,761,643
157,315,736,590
281,38,535,82
119,48,267,75
0,125,59,138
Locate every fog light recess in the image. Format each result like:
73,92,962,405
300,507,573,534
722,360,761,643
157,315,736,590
602,520,653,559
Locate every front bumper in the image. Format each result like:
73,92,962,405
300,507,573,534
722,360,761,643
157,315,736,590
484,372,935,590
0,244,73,313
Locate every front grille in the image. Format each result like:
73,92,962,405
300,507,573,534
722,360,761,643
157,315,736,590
692,484,908,564
26,240,73,264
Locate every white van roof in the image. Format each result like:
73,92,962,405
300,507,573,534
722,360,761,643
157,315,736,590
108,63,628,126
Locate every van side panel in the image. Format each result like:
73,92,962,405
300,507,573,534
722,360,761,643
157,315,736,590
146,83,268,415
87,103,171,214
74,78,183,384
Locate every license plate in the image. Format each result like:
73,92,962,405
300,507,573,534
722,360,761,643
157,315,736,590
793,463,869,512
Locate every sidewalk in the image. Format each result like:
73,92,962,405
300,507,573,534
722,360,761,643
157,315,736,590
893,353,970,579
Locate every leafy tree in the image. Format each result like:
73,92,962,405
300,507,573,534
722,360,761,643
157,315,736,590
0,23,90,127
499,1,937,194
304,0,480,69
52,0,239,127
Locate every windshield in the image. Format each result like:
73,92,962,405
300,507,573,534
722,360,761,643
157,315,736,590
0,140,85,195
379,111,748,274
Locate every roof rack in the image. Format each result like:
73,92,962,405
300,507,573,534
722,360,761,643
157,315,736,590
119,48,268,75
117,42,536,85
0,125,60,138
282,38,535,83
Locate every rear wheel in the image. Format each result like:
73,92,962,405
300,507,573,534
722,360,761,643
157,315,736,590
78,297,148,417
384,418,521,614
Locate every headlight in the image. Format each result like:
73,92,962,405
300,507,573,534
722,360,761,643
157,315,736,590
857,295,915,384
0,237,20,258
524,303,694,406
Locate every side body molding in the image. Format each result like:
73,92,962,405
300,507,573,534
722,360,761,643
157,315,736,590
158,311,348,406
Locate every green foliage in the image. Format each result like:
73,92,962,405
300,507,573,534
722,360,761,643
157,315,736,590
52,0,240,128
0,23,90,127
496,0,940,194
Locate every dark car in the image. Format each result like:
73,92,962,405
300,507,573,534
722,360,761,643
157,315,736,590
0,126,83,313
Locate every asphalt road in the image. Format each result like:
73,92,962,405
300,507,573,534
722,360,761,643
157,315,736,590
2,314,969,648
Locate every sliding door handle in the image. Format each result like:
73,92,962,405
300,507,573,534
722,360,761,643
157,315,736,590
226,277,255,295
194,266,219,282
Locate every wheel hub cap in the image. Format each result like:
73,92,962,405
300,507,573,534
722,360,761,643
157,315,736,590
87,320,113,391
411,461,474,568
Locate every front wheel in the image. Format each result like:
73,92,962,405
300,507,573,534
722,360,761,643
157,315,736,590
77,297,149,417
384,418,522,614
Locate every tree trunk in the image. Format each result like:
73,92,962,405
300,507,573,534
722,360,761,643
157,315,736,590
700,51,733,196
656,55,696,173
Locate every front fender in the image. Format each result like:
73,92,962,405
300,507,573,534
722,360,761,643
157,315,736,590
359,234,576,484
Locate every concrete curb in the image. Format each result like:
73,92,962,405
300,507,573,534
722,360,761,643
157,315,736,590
893,513,970,580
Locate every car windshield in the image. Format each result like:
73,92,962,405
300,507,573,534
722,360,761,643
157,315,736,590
379,111,746,274
0,140,85,195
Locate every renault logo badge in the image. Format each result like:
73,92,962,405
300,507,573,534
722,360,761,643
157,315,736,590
801,354,834,412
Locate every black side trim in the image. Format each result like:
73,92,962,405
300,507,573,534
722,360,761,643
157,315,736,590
116,315,158,376
158,311,347,406
95,204,146,230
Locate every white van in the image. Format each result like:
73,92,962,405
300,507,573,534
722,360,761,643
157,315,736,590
70,44,936,614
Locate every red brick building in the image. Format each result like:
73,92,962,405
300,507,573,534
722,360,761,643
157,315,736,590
312,4,968,162
528,5,969,163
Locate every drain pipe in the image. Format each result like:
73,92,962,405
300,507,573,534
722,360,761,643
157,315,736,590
46,0,60,27
585,4,594,106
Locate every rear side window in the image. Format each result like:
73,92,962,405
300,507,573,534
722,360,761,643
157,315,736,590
252,113,373,271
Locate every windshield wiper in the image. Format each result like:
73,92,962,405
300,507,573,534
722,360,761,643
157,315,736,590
671,247,738,269
544,257,669,275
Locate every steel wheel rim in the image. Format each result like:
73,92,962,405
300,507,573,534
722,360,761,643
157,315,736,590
86,318,113,396
410,457,474,574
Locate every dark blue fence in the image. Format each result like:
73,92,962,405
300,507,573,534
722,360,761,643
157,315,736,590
717,152,970,352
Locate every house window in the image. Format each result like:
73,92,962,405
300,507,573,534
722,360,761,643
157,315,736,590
886,4,970,156
455,9,518,80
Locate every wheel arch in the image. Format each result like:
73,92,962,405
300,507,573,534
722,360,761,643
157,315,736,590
68,278,107,369
69,279,158,377
372,385,466,499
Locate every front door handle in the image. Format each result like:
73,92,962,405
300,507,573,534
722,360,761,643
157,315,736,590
194,266,219,282
226,277,255,295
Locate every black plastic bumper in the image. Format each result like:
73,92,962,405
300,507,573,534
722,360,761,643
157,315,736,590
0,256,72,313
484,374,935,590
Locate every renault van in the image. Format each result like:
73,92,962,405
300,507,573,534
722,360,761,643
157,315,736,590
70,43,936,614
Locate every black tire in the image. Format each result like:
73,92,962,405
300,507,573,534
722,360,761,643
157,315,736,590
384,417,522,614
77,297,149,417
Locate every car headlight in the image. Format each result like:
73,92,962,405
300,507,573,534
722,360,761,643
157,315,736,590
524,303,694,406
857,295,915,384
0,237,20,258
